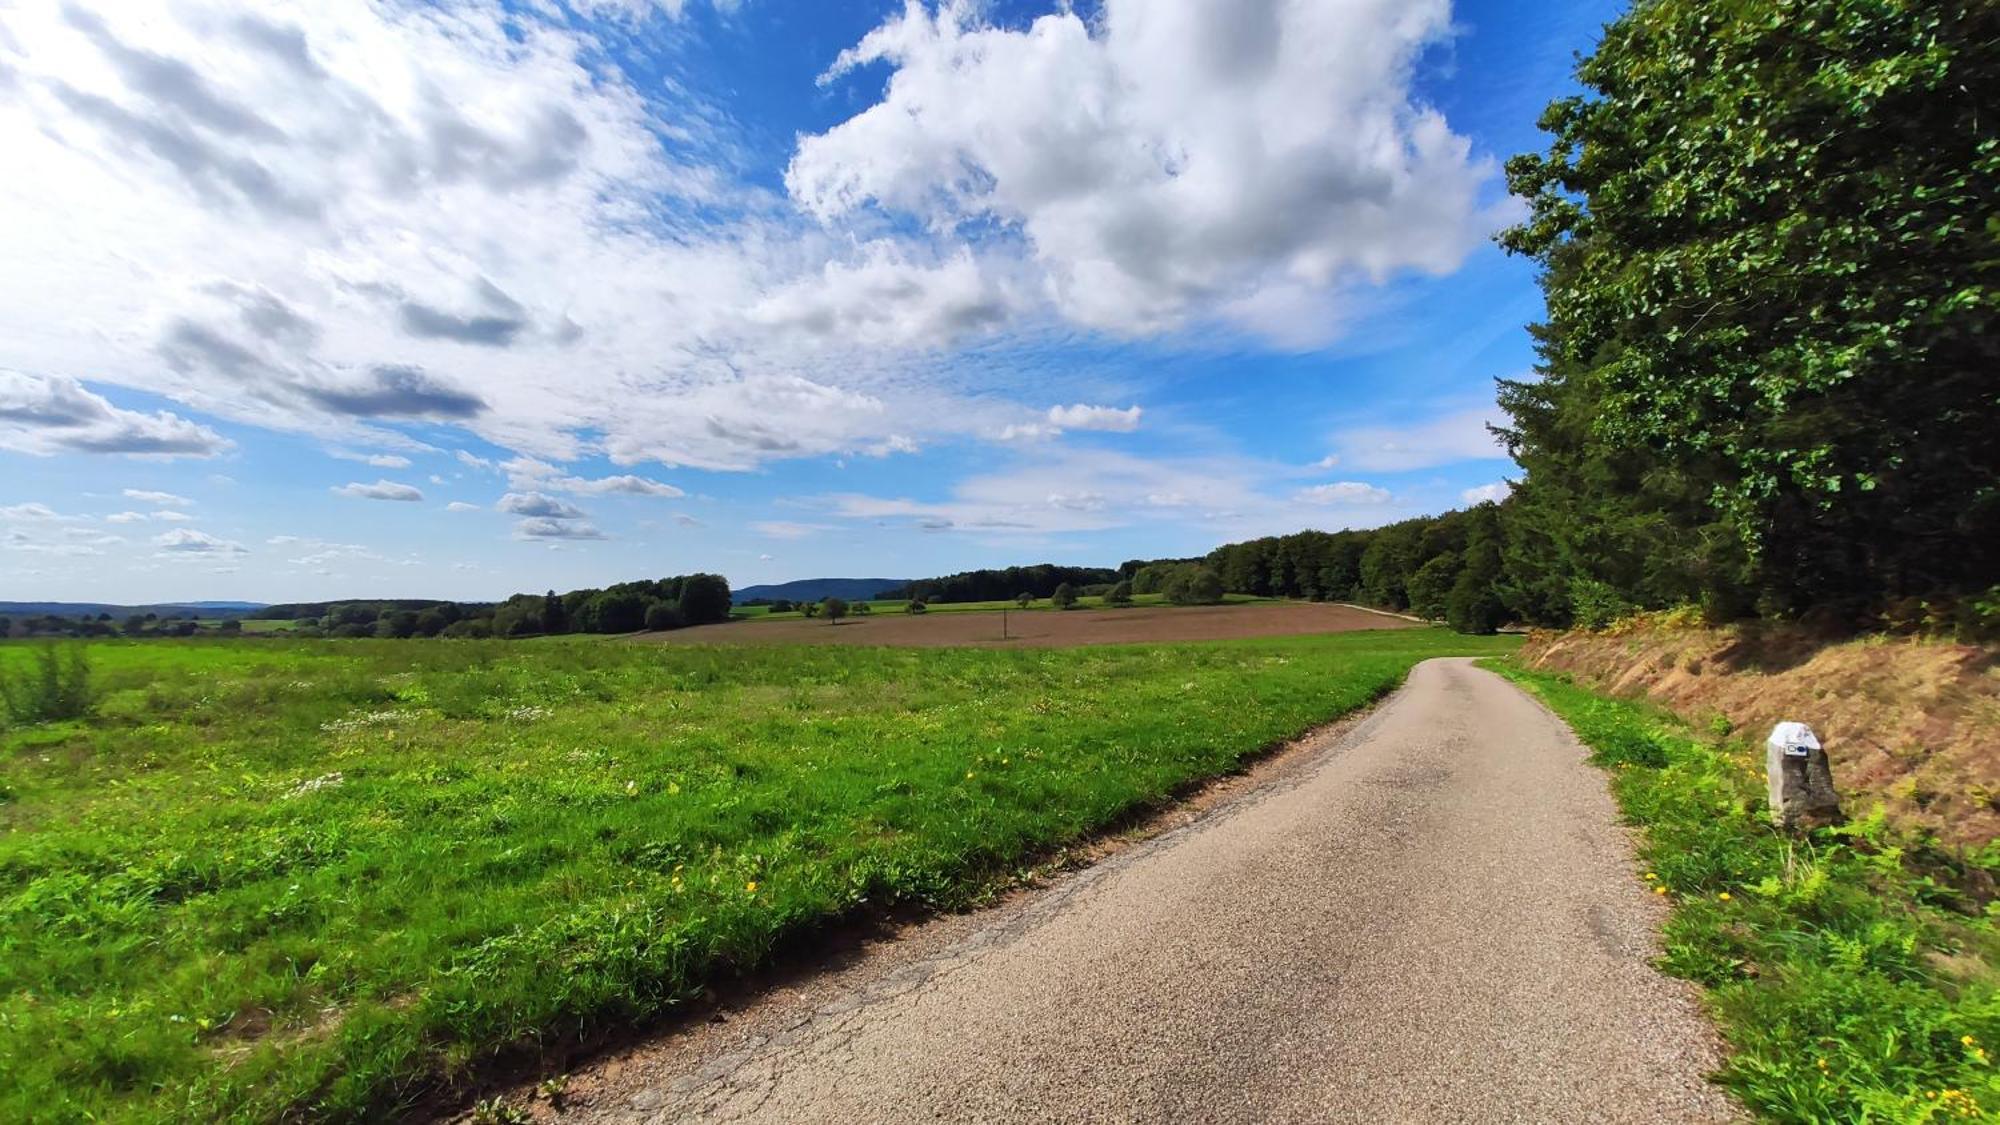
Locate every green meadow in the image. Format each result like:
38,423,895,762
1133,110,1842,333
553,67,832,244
0,629,1512,1122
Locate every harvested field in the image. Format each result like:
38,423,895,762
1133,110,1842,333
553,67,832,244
636,601,1419,648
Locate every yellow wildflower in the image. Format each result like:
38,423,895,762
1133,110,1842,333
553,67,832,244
745,881,759,894
1654,886,1668,895
1643,872,1657,881
1718,892,1732,901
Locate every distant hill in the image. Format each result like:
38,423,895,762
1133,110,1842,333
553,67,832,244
0,600,265,618
732,578,911,604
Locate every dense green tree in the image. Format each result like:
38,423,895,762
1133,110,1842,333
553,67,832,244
822,596,848,624
644,601,684,631
1051,582,1077,610
541,590,569,635
1406,553,1461,622
1106,580,1133,606
677,573,733,625
1501,0,2000,622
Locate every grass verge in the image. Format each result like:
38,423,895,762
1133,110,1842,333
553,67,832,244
1491,661,2000,1122
2,629,1508,1122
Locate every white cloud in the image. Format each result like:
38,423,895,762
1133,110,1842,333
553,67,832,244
1047,404,1142,433
123,488,190,505
445,500,481,512
497,491,586,519
1329,406,1508,471
514,517,605,540
1297,481,1390,505
153,527,245,553
0,501,67,520
790,0,1504,344
331,450,412,469
813,444,1424,545
1461,480,1511,505
332,479,424,502
549,474,685,497
0,0,1506,493
105,508,189,523
0,370,229,458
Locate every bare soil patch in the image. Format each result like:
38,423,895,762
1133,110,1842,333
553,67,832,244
632,601,1418,649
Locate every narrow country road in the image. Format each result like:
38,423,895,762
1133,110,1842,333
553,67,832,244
561,658,1737,1123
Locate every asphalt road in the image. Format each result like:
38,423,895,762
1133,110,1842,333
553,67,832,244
567,658,1737,1124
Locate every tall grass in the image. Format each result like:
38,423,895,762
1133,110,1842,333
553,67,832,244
1494,662,2000,1122
0,630,1511,1122
0,643,94,723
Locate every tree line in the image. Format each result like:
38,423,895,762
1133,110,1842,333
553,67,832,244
252,574,732,638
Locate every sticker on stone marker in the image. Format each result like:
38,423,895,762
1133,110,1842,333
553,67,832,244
1769,721,1820,759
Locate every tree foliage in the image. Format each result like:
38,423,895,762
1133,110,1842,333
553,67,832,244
1500,0,1999,623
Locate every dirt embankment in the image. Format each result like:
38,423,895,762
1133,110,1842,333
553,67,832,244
1522,621,2000,847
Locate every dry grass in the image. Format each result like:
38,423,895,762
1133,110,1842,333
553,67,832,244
1522,619,2000,846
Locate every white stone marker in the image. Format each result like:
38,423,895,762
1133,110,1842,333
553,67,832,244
1766,721,1842,830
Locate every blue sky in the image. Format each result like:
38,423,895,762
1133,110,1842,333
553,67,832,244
0,0,1619,603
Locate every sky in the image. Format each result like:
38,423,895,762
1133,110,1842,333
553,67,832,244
0,0,1621,603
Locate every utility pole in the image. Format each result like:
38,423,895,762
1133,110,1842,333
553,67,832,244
1001,608,1009,640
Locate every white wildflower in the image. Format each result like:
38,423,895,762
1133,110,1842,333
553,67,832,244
285,771,344,799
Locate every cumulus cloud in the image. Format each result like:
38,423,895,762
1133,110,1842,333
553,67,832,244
1461,480,1511,505
445,500,481,512
791,0,1505,343
550,474,684,497
1297,481,1391,505
153,527,245,553
497,491,587,519
332,479,424,502
1047,404,1142,433
0,0,1505,496
514,517,605,540
1329,406,1508,472
0,369,230,458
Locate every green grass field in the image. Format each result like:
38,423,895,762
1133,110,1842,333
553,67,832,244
0,629,1512,1122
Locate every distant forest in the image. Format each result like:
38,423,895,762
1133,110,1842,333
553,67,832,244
246,575,732,638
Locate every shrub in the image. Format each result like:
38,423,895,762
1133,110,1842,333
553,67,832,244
644,602,684,632
0,644,95,723
1015,592,1033,609
1445,573,1506,635
1569,577,1634,631
905,598,927,614
1163,565,1224,606
1106,580,1133,606
1051,583,1077,610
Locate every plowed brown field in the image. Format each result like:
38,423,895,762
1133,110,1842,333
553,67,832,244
633,601,1419,648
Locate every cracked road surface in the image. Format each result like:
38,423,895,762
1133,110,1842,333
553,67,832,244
563,658,1736,1123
